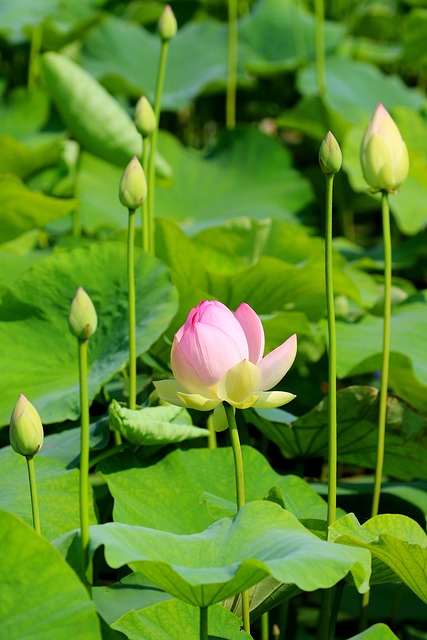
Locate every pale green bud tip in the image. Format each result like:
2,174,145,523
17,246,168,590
119,156,147,210
9,394,44,457
68,286,98,340
158,5,177,41
135,96,156,138
360,103,409,192
319,131,342,175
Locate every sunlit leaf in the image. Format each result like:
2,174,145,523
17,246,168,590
109,400,208,446
330,512,427,603
89,500,371,606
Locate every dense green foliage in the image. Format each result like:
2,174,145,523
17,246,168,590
0,1,426,639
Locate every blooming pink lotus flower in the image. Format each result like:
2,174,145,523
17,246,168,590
154,301,297,428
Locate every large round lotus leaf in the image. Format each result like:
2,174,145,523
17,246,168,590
0,510,101,640
0,241,177,426
89,500,371,607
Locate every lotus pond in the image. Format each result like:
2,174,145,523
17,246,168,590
1,1,427,639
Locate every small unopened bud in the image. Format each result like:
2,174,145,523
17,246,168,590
319,131,342,175
135,97,156,138
10,394,44,457
360,103,409,192
119,156,147,210
158,5,177,41
68,287,98,340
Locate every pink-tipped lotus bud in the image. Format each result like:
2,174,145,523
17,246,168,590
119,156,147,210
68,287,98,340
135,97,156,138
360,103,409,192
158,5,177,41
9,394,44,457
319,131,342,175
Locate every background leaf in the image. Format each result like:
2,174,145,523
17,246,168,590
112,600,252,640
98,445,332,533
250,386,427,481
0,439,98,539
0,241,177,425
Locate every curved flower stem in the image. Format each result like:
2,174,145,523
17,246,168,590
127,207,137,410
318,173,337,640
78,338,90,581
199,606,208,640
223,402,250,633
26,455,41,535
361,191,392,629
141,138,150,251
314,0,326,98
226,0,238,128
147,40,170,256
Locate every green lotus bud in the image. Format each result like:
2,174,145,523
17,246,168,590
158,5,177,41
135,96,156,138
119,156,147,210
68,287,98,340
360,103,409,192
319,131,342,175
10,394,44,457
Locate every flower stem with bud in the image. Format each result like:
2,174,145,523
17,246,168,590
9,394,44,535
78,337,90,581
372,191,391,517
26,456,41,535
147,5,176,255
127,206,137,410
68,287,98,583
135,97,156,252
318,132,341,640
119,157,147,409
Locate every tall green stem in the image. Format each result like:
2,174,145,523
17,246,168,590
147,40,170,255
224,402,250,633
127,207,137,409
360,192,392,630
372,191,391,516
141,139,150,252
314,0,327,98
261,611,269,640
26,455,41,535
318,173,338,640
199,606,208,640
226,0,238,128
325,173,337,529
78,338,90,580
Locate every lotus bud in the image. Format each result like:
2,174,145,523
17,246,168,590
360,103,409,192
158,5,177,41
10,394,44,457
119,156,147,210
68,287,98,341
319,131,342,175
135,97,156,138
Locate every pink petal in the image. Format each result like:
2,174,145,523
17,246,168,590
256,333,297,391
172,323,248,391
234,302,265,364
